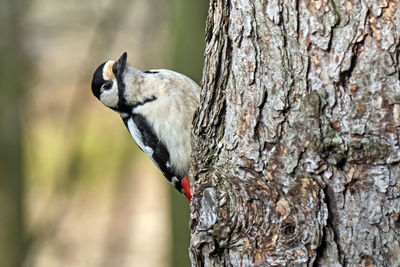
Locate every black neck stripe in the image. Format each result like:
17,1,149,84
113,95,157,113
116,75,126,110
132,95,157,110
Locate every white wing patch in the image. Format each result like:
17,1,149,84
171,176,179,187
127,117,145,149
127,117,159,168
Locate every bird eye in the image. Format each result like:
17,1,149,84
103,81,113,90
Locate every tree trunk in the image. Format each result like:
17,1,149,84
190,0,400,266
0,0,28,266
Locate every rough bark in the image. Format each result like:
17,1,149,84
190,0,400,266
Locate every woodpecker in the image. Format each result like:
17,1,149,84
91,52,200,202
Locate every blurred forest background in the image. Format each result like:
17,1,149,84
0,0,207,266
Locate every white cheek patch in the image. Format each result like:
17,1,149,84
99,83,119,107
127,117,159,168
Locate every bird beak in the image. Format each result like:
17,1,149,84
113,52,127,80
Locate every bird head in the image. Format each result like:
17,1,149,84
91,52,127,110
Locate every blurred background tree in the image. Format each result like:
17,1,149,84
0,0,29,266
0,0,207,266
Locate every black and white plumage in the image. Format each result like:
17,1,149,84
91,52,200,200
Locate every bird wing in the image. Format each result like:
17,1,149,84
122,114,183,191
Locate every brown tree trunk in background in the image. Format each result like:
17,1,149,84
0,0,28,266
190,0,400,266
